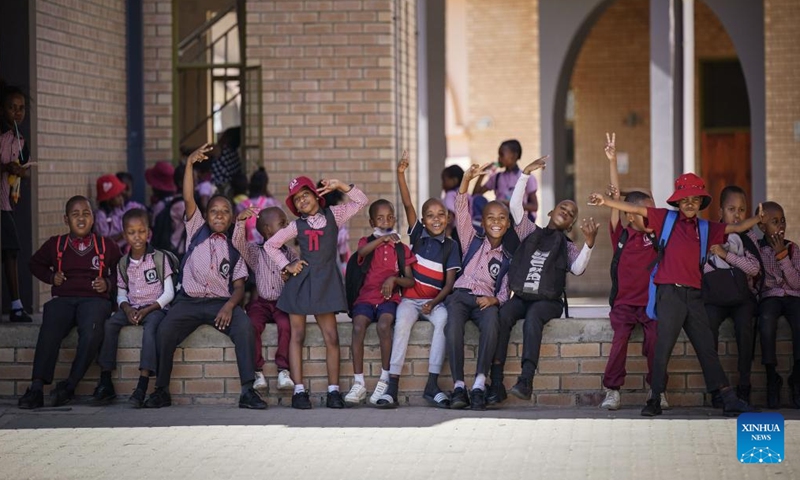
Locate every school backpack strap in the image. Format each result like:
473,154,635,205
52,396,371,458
394,242,406,276
55,234,69,272
119,254,131,289
179,224,240,294
698,219,709,268
461,236,484,271
740,231,765,298
345,235,378,312
608,227,630,307
646,210,679,320
92,234,106,277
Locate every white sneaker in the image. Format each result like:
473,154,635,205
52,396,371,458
277,370,294,390
345,382,367,406
254,372,268,395
648,390,670,410
600,389,621,410
369,380,389,405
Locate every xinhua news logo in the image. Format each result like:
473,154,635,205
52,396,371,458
737,413,784,464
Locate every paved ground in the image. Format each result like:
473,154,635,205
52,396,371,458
0,401,797,480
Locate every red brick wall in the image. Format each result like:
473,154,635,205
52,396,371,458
765,0,800,242
143,0,174,163
33,0,129,305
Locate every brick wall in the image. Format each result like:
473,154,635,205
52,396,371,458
143,0,174,163
33,0,129,305
569,0,651,297
1,319,793,407
765,0,800,242
465,0,540,169
245,0,417,241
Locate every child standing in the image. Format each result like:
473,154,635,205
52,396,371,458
236,168,278,243
147,161,186,257
145,144,266,410
265,176,368,409
115,171,147,212
490,157,596,405
233,206,296,394
703,186,761,406
751,201,800,409
597,133,663,410
19,196,121,409
95,173,138,248
390,151,461,408
344,199,416,408
92,208,175,408
473,139,538,220
446,162,527,411
0,84,33,322
588,173,761,417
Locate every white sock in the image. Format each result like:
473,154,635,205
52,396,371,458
472,374,486,391
294,384,305,394
328,384,339,393
454,380,465,390
354,373,365,385
11,299,22,310
380,369,390,382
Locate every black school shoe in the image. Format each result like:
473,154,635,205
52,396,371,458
640,398,662,417
10,309,32,323
486,382,507,406
51,381,74,407
710,390,724,409
92,383,117,405
326,390,345,409
469,388,486,411
789,376,800,409
450,387,470,410
292,391,312,410
144,387,172,408
737,385,752,405
239,388,268,409
18,388,44,410
767,375,783,409
722,396,760,417
128,388,146,409
509,376,533,401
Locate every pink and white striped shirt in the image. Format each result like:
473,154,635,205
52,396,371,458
117,252,174,308
747,230,800,298
233,221,297,301
181,210,248,298
265,185,368,270
0,129,25,212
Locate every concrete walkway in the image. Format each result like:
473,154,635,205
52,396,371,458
0,402,797,479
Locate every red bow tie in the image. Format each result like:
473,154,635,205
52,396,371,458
71,236,92,251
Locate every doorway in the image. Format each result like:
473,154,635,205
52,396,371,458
699,59,751,218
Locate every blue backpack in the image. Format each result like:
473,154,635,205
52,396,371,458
645,211,709,320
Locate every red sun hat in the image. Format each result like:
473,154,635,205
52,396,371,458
666,173,712,210
145,161,177,193
96,174,127,203
285,176,326,216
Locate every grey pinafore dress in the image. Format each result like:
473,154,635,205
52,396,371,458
277,208,347,315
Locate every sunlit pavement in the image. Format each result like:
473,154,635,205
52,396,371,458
1,403,797,479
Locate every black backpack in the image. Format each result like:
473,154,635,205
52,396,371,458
507,227,570,302
345,235,406,313
151,195,185,257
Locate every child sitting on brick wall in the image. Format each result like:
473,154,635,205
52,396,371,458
234,206,297,396
19,195,121,409
265,175,368,410
750,201,800,409
145,144,266,410
490,156,596,406
389,151,461,408
343,198,416,408
92,208,176,408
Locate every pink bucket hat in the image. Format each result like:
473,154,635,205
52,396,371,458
145,161,177,193
96,174,127,203
285,176,326,216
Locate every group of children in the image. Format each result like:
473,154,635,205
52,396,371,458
13,134,800,416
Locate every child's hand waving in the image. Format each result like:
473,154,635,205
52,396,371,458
464,163,493,182
606,184,620,200
317,179,349,196
580,218,600,248
604,132,616,161
397,150,409,174
187,143,213,165
587,193,606,206
522,155,548,175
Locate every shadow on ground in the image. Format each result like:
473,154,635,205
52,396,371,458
2,401,799,430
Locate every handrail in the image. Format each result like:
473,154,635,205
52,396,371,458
180,89,241,145
177,1,236,53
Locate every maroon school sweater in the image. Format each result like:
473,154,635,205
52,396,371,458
30,234,122,299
